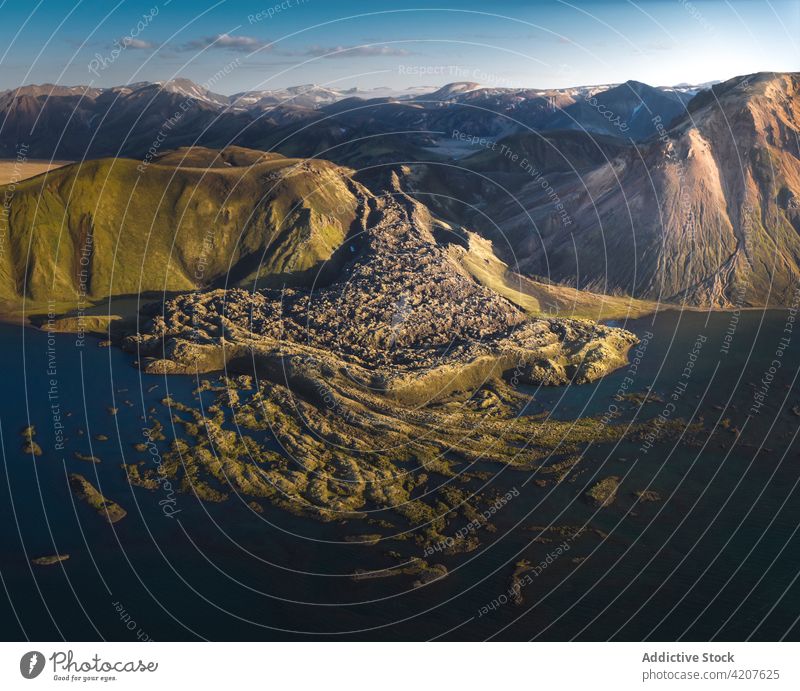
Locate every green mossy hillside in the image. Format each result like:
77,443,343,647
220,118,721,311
0,146,363,304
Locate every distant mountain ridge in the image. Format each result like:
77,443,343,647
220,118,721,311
0,76,710,160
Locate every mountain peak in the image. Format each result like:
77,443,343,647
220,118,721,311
424,82,482,100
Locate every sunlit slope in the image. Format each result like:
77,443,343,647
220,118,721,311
0,146,362,303
450,230,658,320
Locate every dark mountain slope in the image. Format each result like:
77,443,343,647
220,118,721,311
548,80,693,140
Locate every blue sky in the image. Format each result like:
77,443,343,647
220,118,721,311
0,0,797,93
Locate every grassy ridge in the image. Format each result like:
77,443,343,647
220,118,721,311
0,146,361,305
451,231,658,320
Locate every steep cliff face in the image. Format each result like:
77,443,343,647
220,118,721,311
405,73,800,307
492,73,800,306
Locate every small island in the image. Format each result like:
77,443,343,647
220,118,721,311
68,474,127,524
31,554,70,566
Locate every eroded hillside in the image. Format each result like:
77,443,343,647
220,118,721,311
406,72,800,307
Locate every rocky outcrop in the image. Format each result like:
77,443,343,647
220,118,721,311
68,473,127,524
31,555,70,566
127,185,637,401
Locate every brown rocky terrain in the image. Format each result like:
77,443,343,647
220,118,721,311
127,174,637,404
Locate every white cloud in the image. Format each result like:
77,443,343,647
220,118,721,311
305,44,413,59
183,33,268,52
121,37,154,50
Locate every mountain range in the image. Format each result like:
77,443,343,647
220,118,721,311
0,71,797,309
0,76,705,160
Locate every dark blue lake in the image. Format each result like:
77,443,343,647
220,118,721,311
1,307,799,641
